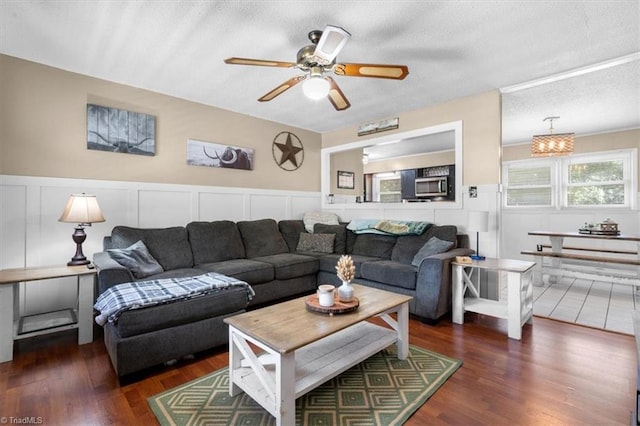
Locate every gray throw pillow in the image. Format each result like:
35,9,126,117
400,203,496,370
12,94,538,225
296,233,335,253
108,240,164,279
411,236,454,267
313,223,347,254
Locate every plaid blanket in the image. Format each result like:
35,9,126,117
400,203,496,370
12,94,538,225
94,272,254,325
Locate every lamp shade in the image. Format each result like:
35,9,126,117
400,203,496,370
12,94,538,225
59,194,105,225
531,132,574,157
467,211,489,233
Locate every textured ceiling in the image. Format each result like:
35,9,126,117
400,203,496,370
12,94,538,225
1,1,638,146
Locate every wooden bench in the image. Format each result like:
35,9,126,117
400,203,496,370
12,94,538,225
520,250,640,287
537,244,638,256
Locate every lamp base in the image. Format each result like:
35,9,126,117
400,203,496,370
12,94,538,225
67,225,89,267
67,258,90,266
470,255,486,260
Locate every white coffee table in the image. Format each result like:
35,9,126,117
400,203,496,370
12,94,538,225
224,284,412,426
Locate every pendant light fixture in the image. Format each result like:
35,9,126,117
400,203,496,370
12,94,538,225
531,116,574,157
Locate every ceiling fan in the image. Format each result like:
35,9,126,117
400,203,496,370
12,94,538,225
224,25,409,111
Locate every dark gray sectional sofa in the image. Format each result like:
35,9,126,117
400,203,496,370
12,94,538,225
92,217,472,378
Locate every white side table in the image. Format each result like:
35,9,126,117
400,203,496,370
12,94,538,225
0,265,96,362
452,258,535,340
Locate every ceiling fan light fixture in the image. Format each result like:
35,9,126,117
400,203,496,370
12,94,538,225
302,76,330,100
531,116,574,157
224,26,408,110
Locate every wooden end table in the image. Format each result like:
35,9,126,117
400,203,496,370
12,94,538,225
0,265,97,362
224,284,412,426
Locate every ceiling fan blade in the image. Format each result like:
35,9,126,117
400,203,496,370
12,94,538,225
224,57,296,68
312,25,351,65
258,76,306,102
326,77,351,111
333,63,409,80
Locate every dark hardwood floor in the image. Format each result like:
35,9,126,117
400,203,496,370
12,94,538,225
0,314,635,425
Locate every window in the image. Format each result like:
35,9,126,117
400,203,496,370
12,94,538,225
373,172,401,203
504,161,555,207
565,154,626,206
503,149,636,209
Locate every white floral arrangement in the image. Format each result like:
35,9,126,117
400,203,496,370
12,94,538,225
335,255,355,283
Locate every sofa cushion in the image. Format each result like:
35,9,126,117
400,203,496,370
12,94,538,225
253,253,319,280
313,223,347,254
423,225,458,248
296,233,335,253
351,233,397,259
278,220,307,252
360,260,417,290
345,227,357,254
391,232,432,264
237,219,289,258
196,259,274,284
411,237,455,267
187,221,245,264
318,253,385,279
110,226,193,271
113,285,249,338
107,240,164,279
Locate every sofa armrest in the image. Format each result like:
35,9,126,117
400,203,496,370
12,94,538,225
414,247,474,320
93,251,134,295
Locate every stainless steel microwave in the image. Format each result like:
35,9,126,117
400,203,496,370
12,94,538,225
415,176,448,197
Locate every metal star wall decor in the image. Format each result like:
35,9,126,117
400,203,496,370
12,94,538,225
272,131,304,171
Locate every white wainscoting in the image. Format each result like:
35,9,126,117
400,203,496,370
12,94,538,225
0,175,321,316
1,175,507,317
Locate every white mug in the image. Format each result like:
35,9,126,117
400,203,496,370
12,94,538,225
317,284,335,307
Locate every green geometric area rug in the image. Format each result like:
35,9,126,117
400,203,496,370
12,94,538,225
148,345,461,426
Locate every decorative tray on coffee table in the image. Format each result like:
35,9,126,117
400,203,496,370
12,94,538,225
305,294,359,315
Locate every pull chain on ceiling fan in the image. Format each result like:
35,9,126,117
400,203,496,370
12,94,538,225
224,25,409,111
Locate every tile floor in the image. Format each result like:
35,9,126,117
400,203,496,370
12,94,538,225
533,275,637,335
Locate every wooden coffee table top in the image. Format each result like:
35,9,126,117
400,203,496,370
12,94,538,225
0,265,96,285
224,284,412,354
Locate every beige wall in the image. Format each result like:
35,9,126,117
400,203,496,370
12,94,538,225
330,148,363,195
502,128,640,185
0,55,321,191
503,128,640,160
322,90,502,185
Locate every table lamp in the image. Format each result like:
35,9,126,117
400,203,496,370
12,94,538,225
468,211,489,260
59,193,105,266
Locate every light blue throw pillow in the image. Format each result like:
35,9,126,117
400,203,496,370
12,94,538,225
108,240,164,279
411,237,454,267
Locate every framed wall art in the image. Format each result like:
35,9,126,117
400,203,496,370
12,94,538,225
337,170,355,189
357,117,399,137
87,104,156,155
187,139,254,170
